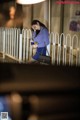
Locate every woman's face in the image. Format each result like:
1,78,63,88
32,22,40,31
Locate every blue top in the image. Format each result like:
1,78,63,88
32,27,49,48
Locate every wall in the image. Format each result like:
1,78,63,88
50,0,61,33
63,4,80,47
22,5,32,29
22,0,49,29
22,0,80,47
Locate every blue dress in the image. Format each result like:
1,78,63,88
32,27,49,60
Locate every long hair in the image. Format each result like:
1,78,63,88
31,19,48,30
31,20,48,37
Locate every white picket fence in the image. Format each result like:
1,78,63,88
50,32,80,65
0,28,32,63
0,27,80,65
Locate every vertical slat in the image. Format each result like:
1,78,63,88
22,29,26,61
77,47,80,66
9,28,11,55
8,28,9,54
12,28,14,56
59,33,65,65
14,28,16,57
71,35,78,65
10,28,12,55
19,34,22,62
69,36,72,66
16,29,20,59
29,29,32,61
26,29,29,61
55,33,59,65
3,31,5,59
0,28,3,52
73,35,78,66
52,32,56,64
62,36,65,65
64,34,70,65
5,28,8,54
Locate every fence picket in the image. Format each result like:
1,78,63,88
0,27,79,65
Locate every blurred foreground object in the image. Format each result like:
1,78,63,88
0,64,80,120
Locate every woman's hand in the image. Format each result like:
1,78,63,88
32,44,38,49
32,26,37,31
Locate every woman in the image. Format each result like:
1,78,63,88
31,20,50,62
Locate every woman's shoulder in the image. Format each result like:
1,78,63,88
41,26,48,32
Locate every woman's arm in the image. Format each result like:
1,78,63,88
33,28,49,46
43,28,49,46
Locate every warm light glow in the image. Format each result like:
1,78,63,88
16,0,45,5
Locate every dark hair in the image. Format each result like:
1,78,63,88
31,20,48,37
31,20,48,29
